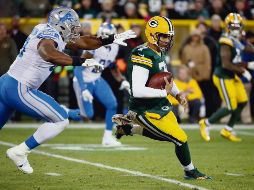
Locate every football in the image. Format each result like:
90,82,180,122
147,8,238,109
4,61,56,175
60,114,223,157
147,72,173,89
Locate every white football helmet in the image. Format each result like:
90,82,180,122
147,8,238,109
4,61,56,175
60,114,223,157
48,7,81,42
97,22,117,38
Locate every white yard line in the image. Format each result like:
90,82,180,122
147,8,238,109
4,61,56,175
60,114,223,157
224,173,244,177
45,172,62,176
0,140,209,190
4,123,254,130
236,131,254,136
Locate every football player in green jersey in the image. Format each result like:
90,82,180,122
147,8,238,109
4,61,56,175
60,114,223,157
112,16,210,180
199,13,254,142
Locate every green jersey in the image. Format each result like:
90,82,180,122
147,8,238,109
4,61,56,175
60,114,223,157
214,34,241,78
127,43,172,117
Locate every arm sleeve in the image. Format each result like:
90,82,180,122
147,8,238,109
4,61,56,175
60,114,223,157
132,65,167,98
74,67,86,91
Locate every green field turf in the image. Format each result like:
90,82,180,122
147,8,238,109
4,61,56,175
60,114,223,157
0,125,254,190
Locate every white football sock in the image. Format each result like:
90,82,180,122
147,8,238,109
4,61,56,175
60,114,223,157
225,125,233,131
183,161,195,171
33,119,69,144
205,119,210,126
17,142,30,152
104,129,112,137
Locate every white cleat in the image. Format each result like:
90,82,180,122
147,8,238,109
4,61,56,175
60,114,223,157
6,146,33,174
102,136,122,147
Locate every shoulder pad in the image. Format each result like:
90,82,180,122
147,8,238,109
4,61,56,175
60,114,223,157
131,46,153,68
37,29,60,40
219,36,233,47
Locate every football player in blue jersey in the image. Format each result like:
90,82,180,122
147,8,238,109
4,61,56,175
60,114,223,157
73,22,130,146
0,7,136,174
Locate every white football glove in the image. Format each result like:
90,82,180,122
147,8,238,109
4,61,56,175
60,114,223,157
113,30,137,46
82,58,104,71
247,61,254,70
242,69,252,81
119,80,130,93
231,37,245,51
82,90,93,103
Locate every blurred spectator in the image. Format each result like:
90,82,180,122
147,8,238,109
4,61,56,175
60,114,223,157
166,0,194,19
240,31,254,123
208,0,231,20
138,0,167,20
97,0,118,20
180,29,211,82
77,0,97,19
20,0,51,17
81,21,92,35
9,16,28,51
180,29,213,118
196,22,221,117
53,0,81,9
249,0,254,19
0,0,19,17
0,23,17,76
187,0,209,19
233,0,252,20
168,65,203,123
208,14,222,42
117,24,144,70
122,2,140,18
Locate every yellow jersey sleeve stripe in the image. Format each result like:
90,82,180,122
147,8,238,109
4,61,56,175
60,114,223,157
131,55,152,63
219,37,233,47
131,59,152,67
131,57,152,65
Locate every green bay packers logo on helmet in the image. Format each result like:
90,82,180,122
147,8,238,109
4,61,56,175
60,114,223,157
145,16,174,52
148,20,158,28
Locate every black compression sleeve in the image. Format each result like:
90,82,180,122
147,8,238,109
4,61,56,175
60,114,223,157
99,34,115,46
71,56,86,66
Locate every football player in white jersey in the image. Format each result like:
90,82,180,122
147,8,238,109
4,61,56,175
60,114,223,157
73,22,130,146
0,7,136,174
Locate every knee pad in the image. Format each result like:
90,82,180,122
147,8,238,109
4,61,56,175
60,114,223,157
55,119,69,131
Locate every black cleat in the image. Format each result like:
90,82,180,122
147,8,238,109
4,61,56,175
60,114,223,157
184,168,212,180
115,124,133,139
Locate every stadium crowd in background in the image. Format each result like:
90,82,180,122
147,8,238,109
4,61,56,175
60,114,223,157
1,0,254,20
0,0,254,124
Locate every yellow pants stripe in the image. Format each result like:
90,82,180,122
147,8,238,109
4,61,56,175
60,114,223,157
137,115,183,146
219,78,232,110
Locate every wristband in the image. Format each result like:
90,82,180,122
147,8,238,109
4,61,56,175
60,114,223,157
99,34,114,46
71,56,86,66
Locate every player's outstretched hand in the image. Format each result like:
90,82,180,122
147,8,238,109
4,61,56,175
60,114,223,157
164,77,173,95
176,92,188,112
119,80,130,93
82,58,104,71
114,30,137,46
82,90,93,103
242,69,252,81
247,61,254,70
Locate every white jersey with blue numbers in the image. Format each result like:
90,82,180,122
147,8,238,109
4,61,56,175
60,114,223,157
82,43,119,82
8,23,66,89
